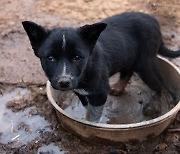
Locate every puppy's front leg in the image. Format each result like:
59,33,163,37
75,92,105,122
75,92,88,108
85,93,108,123
86,104,105,122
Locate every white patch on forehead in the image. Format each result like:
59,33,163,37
62,34,66,50
74,89,89,95
62,62,67,76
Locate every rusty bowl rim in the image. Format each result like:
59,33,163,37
46,56,180,129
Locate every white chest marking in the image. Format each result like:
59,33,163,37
74,89,89,95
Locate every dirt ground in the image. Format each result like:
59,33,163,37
0,0,180,153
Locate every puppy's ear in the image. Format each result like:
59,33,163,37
78,22,107,48
22,21,48,57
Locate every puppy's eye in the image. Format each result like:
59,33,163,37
73,55,81,62
47,56,54,62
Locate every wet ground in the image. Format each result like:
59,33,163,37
0,84,180,153
0,0,180,153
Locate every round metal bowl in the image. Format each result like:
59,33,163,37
46,56,180,143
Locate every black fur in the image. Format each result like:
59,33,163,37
22,12,180,122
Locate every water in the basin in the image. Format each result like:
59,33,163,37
57,75,170,124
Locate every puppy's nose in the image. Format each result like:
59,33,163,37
58,78,71,88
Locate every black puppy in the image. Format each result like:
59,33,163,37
22,12,180,122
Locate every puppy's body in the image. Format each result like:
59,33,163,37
22,12,180,122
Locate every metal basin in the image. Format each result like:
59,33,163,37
46,56,180,143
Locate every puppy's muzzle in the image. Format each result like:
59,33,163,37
58,77,71,90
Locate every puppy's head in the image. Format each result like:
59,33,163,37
22,21,106,91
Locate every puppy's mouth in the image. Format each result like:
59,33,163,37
58,87,73,91
51,85,73,91
50,81,75,91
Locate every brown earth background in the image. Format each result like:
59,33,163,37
0,0,179,153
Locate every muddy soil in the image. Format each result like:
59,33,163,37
0,0,180,153
0,84,180,154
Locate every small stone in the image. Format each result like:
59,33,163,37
35,140,38,144
139,100,143,104
154,143,167,151
171,34,175,38
29,108,38,115
138,91,141,95
39,87,43,90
